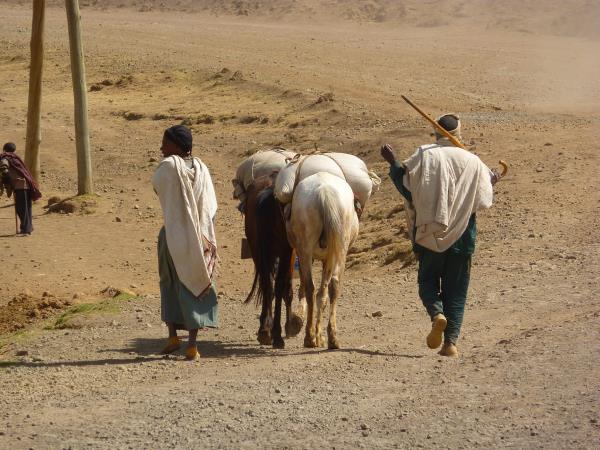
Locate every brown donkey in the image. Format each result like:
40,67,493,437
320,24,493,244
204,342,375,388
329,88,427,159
244,175,303,348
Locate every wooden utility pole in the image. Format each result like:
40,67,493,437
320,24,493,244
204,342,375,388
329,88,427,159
24,0,46,182
65,0,93,195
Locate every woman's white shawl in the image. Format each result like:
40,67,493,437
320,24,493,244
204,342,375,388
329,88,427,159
152,155,218,297
402,144,493,253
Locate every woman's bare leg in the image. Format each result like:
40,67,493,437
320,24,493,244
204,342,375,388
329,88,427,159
188,329,198,348
185,329,200,360
161,322,181,354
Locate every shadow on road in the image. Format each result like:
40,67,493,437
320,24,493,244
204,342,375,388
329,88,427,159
0,355,164,369
0,339,423,369
114,337,425,360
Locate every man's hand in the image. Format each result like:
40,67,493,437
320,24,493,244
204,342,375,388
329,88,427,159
380,144,396,165
491,168,501,186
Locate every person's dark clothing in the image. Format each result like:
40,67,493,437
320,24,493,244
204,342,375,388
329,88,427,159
15,189,33,234
1,152,40,234
417,249,470,344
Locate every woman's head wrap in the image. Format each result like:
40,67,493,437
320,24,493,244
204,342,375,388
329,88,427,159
164,125,193,154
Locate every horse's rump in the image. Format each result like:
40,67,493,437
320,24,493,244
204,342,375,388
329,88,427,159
291,172,357,261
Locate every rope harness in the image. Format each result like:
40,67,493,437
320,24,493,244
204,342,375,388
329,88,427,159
283,152,366,219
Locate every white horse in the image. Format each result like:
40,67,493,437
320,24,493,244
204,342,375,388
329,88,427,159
286,172,359,349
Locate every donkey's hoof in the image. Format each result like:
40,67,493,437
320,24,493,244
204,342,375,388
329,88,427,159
304,336,317,348
285,314,304,338
328,339,340,350
257,330,272,346
272,337,285,349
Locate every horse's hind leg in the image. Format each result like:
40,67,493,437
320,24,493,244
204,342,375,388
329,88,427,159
272,295,284,349
272,252,292,348
282,251,303,338
285,295,304,338
315,261,331,348
284,254,306,338
257,302,273,346
285,294,303,338
294,278,307,330
327,264,343,350
300,255,317,348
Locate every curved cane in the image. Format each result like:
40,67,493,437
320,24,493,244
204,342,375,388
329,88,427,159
498,160,508,177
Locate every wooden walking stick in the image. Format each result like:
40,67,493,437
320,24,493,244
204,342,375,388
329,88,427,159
401,95,508,177
15,206,18,235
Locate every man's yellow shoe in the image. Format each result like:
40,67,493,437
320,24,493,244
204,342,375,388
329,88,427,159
161,336,182,354
185,346,200,361
426,314,447,349
439,342,459,357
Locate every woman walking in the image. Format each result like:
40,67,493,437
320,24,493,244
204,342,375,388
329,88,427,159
152,125,218,360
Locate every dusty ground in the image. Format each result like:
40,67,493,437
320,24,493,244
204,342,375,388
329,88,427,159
0,1,599,448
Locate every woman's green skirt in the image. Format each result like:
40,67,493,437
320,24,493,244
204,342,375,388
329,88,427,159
158,227,218,330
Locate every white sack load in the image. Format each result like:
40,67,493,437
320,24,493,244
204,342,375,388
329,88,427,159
274,152,380,208
232,148,296,211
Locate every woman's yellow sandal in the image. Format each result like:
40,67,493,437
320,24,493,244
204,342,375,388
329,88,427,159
185,346,200,360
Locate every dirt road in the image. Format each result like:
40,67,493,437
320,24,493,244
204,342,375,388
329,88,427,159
0,2,599,448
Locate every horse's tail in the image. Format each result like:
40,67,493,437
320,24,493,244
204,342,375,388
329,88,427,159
317,182,346,271
249,189,278,308
244,268,259,304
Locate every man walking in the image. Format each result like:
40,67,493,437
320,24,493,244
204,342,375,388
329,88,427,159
381,114,499,357
0,142,42,235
